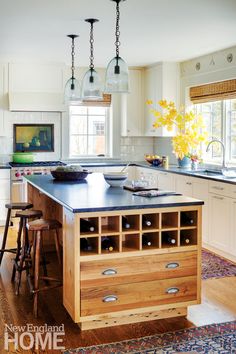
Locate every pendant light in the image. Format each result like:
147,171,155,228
105,0,129,93
64,34,81,105
81,19,103,100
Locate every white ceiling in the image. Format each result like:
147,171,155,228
1,0,236,67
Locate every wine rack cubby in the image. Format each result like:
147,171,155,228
162,212,178,229
122,233,140,252
180,229,197,246
78,207,200,257
101,216,120,234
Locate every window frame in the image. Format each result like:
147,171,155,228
69,105,111,158
193,98,236,166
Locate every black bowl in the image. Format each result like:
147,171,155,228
51,170,92,181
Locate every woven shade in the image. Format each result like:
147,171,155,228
190,79,236,103
82,94,111,107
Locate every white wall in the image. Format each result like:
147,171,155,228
0,111,61,162
180,45,236,105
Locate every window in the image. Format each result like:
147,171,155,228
69,106,110,157
194,98,236,164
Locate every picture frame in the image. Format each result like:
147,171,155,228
13,124,54,152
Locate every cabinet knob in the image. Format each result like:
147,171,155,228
102,268,117,276
186,182,192,185
165,287,179,294
165,262,179,269
102,295,118,303
213,196,224,200
213,186,224,191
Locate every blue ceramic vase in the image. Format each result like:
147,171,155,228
178,156,191,168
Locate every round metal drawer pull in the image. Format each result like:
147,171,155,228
165,287,179,294
102,295,118,303
102,269,117,276
165,262,179,269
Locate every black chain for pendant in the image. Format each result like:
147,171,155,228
90,22,94,70
71,37,75,79
115,1,121,58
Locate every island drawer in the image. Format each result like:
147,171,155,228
80,275,197,316
80,251,197,288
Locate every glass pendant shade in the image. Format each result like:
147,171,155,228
105,56,129,93
82,69,103,100
64,77,81,105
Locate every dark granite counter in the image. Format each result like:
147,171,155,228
0,164,10,169
25,173,203,213
77,161,236,185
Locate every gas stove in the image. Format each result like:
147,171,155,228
10,161,67,181
9,161,66,168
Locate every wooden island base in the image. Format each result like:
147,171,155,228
28,179,202,331
78,306,187,330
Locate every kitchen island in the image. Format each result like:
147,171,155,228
25,173,203,330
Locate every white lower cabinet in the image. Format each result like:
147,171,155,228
0,169,10,226
174,174,209,244
231,200,236,257
209,193,232,254
156,171,175,190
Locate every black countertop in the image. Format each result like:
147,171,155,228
25,173,203,213
77,161,236,185
0,164,10,169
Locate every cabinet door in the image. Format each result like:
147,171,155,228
174,175,193,196
209,193,231,253
157,171,175,190
121,69,144,136
143,63,179,137
230,199,236,257
192,179,209,244
144,66,161,136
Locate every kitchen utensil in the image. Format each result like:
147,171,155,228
12,152,34,163
103,172,128,187
51,170,92,181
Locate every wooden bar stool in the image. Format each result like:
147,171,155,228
0,202,33,267
13,209,43,295
27,219,62,317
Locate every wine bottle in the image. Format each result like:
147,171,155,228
182,237,190,244
122,216,131,229
80,218,95,232
181,213,194,225
142,216,152,227
101,237,114,252
163,233,176,245
80,238,92,251
142,234,152,247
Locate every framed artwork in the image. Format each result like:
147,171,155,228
13,124,54,152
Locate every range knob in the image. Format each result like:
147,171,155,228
27,170,32,175
15,171,21,178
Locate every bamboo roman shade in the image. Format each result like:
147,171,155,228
81,94,111,107
190,79,236,103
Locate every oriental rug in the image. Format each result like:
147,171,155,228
64,320,236,353
202,249,236,280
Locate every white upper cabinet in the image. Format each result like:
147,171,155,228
143,62,180,137
8,62,66,111
0,63,8,135
121,68,144,136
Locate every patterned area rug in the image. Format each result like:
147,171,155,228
202,249,236,280
64,321,236,353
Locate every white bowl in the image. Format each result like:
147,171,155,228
103,172,128,187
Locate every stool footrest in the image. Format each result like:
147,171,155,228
0,248,17,253
32,283,62,294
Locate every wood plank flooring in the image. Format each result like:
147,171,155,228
0,226,236,353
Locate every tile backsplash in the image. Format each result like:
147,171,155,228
0,111,61,163
120,137,154,161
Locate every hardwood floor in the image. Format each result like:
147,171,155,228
0,226,236,353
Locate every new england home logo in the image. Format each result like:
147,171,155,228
4,323,65,351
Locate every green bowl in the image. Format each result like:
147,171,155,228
12,153,34,163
